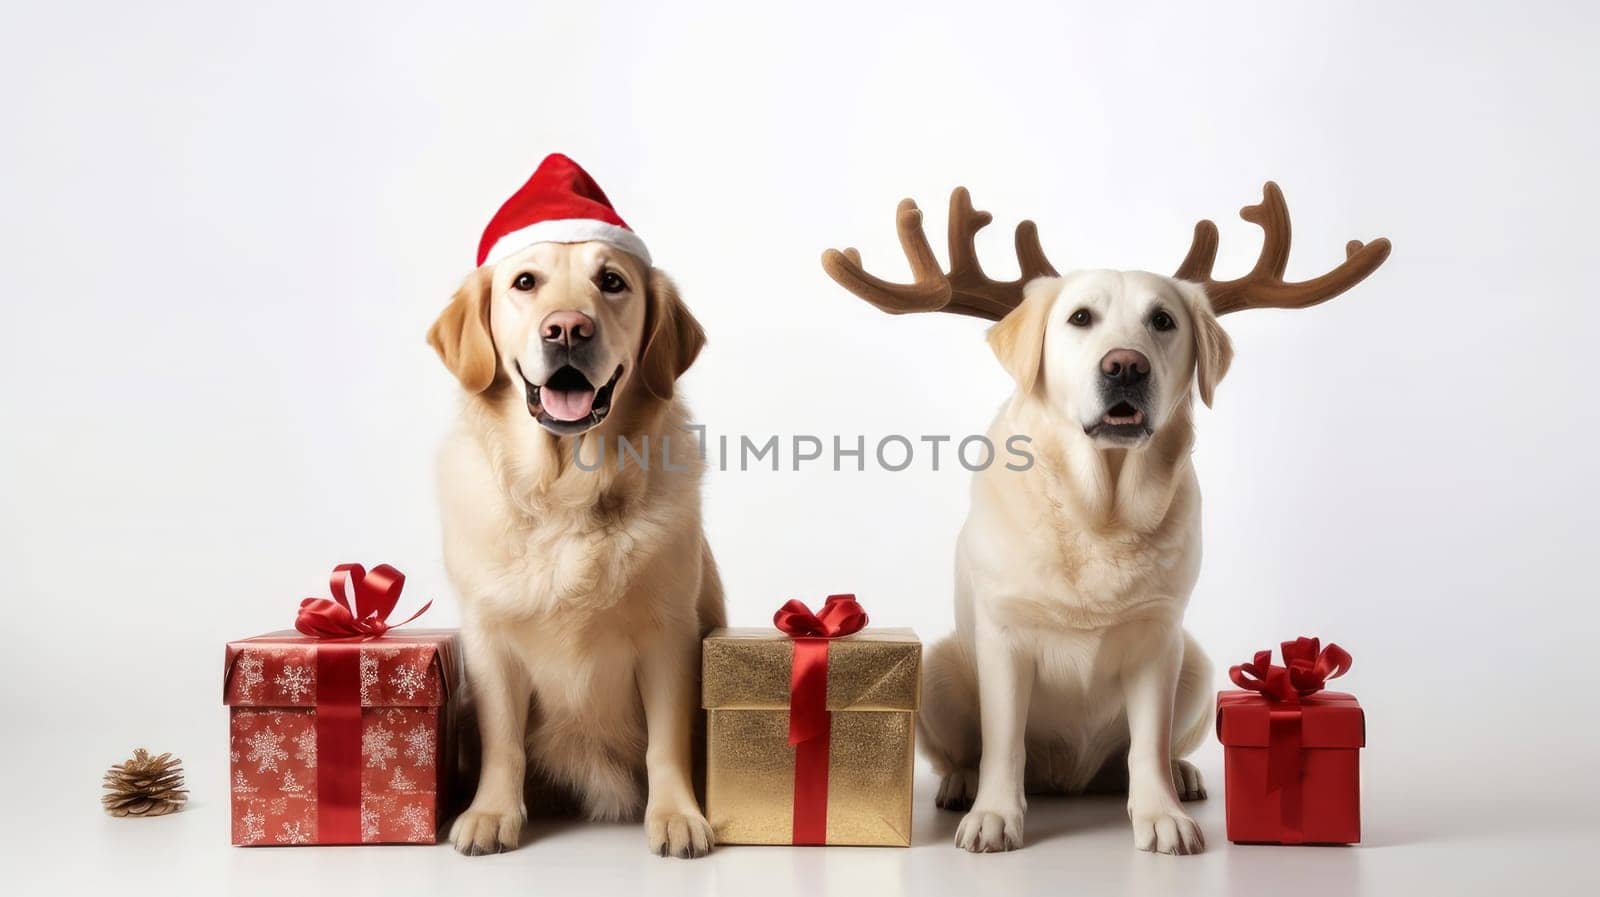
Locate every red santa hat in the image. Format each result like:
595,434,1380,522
476,154,651,267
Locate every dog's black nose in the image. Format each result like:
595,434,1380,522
541,310,595,347
1100,348,1151,386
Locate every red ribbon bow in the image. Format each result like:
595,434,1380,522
773,593,868,641
1228,636,1351,704
772,593,867,846
294,563,431,640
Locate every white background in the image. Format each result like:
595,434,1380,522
3,1,1597,894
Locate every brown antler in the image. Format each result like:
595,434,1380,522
1176,181,1392,315
821,188,1058,321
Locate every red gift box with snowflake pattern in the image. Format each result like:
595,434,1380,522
223,629,461,845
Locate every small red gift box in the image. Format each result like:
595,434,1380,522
222,564,461,845
1216,638,1364,845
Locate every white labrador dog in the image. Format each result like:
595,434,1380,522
821,184,1389,855
919,271,1229,856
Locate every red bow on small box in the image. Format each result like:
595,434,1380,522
1229,637,1351,704
295,563,431,640
772,593,868,845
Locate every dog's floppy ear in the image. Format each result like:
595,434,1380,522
638,269,706,402
1176,280,1234,407
987,277,1059,396
428,265,498,394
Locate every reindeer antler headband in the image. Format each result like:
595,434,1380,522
821,182,1392,321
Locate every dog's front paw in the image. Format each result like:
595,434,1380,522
450,804,525,856
955,806,1024,852
645,807,714,858
1130,805,1205,855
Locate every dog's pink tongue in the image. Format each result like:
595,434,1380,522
539,386,596,422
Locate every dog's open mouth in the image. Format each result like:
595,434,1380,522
1086,400,1152,441
1102,401,1144,427
522,364,623,435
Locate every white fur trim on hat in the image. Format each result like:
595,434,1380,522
483,218,651,267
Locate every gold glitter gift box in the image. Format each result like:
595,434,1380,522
701,599,920,847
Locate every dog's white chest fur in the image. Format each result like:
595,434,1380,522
438,428,679,624
962,466,1204,632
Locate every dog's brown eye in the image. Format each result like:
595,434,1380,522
1151,309,1176,331
1068,309,1092,327
512,272,536,291
598,271,627,294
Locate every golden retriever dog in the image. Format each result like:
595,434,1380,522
822,184,1388,855
428,231,723,858
918,271,1228,855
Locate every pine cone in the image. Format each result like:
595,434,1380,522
102,749,188,817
